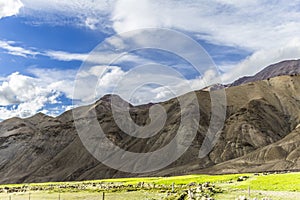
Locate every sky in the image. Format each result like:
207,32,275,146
0,0,300,120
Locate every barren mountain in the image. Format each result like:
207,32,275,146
230,59,300,86
0,60,300,184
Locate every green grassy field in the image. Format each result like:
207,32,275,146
233,173,300,191
0,173,249,189
0,172,299,200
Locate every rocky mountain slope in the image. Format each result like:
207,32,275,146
0,60,300,184
230,59,300,86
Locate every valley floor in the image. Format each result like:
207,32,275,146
0,172,299,200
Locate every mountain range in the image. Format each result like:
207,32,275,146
0,59,300,184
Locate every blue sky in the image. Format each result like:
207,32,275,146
0,0,300,120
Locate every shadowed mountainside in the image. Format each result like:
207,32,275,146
0,60,300,183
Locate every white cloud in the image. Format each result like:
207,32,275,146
221,39,300,83
76,0,298,88
9,0,300,53
0,39,151,66
45,50,88,62
110,0,300,83
74,65,124,104
5,1,300,77
28,68,77,100
98,67,126,88
0,64,228,120
0,68,77,120
0,65,128,119
85,17,100,30
0,72,42,105
0,72,57,119
45,47,155,65
19,0,115,30
74,64,219,106
45,50,119,64
112,0,162,33
0,40,38,57
21,0,113,15
0,0,23,19
0,41,91,62
112,0,300,51
0,41,89,61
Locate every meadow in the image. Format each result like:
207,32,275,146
0,172,299,200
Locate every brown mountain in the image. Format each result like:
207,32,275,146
0,61,300,184
230,59,300,86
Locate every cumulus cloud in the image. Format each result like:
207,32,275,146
0,0,23,19
28,68,77,99
0,68,76,120
73,65,124,104
0,72,56,119
0,63,236,120
0,66,127,119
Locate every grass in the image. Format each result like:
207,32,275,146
0,173,248,188
0,191,167,200
0,172,299,199
232,172,300,191
96,173,248,185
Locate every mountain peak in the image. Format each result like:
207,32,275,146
96,94,133,108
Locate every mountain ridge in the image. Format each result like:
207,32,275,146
230,59,300,86
0,60,300,184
